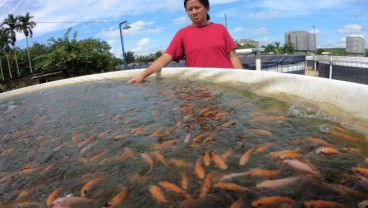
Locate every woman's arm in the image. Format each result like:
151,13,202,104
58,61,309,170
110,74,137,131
229,50,243,69
127,53,174,83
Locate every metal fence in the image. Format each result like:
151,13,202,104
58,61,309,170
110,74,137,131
311,55,368,85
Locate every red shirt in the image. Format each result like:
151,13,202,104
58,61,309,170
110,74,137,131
166,23,237,68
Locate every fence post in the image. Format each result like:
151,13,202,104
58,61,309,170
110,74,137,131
329,56,333,79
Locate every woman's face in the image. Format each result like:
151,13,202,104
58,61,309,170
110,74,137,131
185,0,209,26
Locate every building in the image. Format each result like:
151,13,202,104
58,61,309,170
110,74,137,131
285,31,316,54
237,39,259,48
346,35,366,57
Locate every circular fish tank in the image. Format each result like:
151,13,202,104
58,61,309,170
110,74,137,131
0,68,368,208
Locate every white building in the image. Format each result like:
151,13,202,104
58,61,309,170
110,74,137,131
346,35,366,57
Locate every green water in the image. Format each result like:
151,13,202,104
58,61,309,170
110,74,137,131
0,79,367,207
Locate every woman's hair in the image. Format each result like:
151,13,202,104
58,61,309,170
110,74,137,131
184,0,210,20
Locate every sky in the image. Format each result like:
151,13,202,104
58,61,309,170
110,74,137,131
1,0,368,58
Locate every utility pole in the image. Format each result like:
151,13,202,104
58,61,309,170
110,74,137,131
225,13,228,29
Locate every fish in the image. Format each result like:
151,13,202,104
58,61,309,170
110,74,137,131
256,176,299,189
248,128,272,136
248,168,283,178
102,186,128,208
326,130,360,142
278,152,304,160
80,177,106,197
180,171,189,190
159,181,192,199
356,174,368,187
251,196,295,208
212,182,251,192
193,133,208,143
239,148,254,166
170,158,192,168
306,136,332,147
283,159,319,175
141,153,154,173
149,185,168,203
229,198,246,208
154,152,170,168
52,196,97,208
314,146,341,155
195,158,206,179
220,171,250,181
46,187,64,206
304,200,347,208
203,152,211,166
211,152,228,170
352,167,368,177
199,172,213,199
254,143,273,154
267,149,300,159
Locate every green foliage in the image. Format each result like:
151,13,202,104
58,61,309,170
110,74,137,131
35,28,114,77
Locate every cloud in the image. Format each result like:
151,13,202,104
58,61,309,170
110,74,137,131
338,24,364,34
253,27,268,35
172,16,189,25
138,38,150,46
231,27,243,33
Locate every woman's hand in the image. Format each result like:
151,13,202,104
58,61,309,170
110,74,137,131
126,73,146,84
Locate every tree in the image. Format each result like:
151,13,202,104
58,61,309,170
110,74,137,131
4,14,20,76
283,42,294,54
35,27,114,77
17,12,36,74
126,51,135,64
0,27,14,79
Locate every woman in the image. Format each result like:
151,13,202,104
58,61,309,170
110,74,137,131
127,0,243,84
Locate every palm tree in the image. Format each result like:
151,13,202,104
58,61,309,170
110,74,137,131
17,12,36,74
4,14,20,76
0,27,13,79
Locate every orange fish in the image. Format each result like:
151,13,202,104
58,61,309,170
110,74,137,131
193,133,208,143
256,176,299,189
326,130,360,142
267,149,300,159
180,171,189,190
211,152,228,170
154,152,170,168
252,196,295,208
46,187,64,206
159,181,192,199
239,148,254,166
203,152,211,166
229,198,246,208
80,177,106,197
213,182,250,192
254,143,273,154
195,158,205,179
170,158,192,168
278,152,304,159
306,136,332,147
199,172,213,198
315,146,340,155
103,187,129,208
248,168,282,178
304,200,346,208
149,185,168,203
352,167,368,177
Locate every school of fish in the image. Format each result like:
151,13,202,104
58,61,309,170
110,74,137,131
0,80,368,208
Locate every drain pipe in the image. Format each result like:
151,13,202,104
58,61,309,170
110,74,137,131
236,48,264,71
